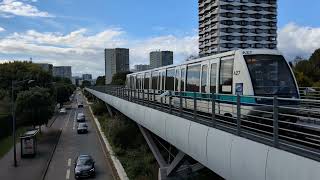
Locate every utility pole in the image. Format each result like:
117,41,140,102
11,81,17,167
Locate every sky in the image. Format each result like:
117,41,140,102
0,0,319,78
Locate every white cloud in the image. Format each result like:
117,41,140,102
0,26,5,32
5,23,320,77
0,28,198,77
278,23,320,60
129,35,198,65
0,0,53,17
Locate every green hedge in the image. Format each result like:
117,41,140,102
0,114,12,139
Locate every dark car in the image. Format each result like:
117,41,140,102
74,155,95,179
77,113,85,122
78,102,84,108
77,123,88,134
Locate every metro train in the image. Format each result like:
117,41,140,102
125,49,300,123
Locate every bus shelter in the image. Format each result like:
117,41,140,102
20,129,39,158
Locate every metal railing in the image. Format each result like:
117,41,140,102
88,86,320,162
299,87,320,100
299,87,320,110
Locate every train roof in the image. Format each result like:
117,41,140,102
128,49,282,76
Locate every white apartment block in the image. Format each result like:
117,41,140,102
199,0,277,56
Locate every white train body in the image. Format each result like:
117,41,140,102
126,49,300,120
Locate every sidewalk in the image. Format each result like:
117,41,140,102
0,115,62,180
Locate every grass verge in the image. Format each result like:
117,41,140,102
98,114,158,180
0,127,27,159
89,99,158,180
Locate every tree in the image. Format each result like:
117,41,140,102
111,71,132,85
294,71,313,87
16,87,54,127
81,80,91,88
53,77,72,84
309,48,320,66
293,48,320,86
0,61,53,90
55,83,74,107
96,76,105,86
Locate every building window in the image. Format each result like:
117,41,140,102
186,64,201,92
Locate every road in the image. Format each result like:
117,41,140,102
0,109,68,180
44,91,114,180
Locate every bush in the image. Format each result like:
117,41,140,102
83,91,94,101
91,101,107,116
89,101,158,180
108,116,140,149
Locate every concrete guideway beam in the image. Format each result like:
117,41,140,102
105,103,114,117
139,124,204,180
166,151,185,176
86,88,320,180
138,124,167,168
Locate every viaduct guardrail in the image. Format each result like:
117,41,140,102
87,86,320,162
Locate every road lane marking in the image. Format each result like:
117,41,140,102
68,158,71,167
64,109,72,129
73,111,76,130
66,169,70,179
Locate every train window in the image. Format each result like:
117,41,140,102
166,68,175,91
161,71,166,90
219,59,234,94
245,55,298,97
181,68,186,91
210,63,217,93
144,72,150,89
138,74,143,89
130,76,134,89
136,75,139,89
186,64,201,92
126,76,129,87
157,73,160,90
151,71,158,90
201,65,208,93
175,69,180,91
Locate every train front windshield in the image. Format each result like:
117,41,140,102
244,55,298,98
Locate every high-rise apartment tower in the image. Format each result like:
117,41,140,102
199,0,277,56
53,66,72,80
105,48,129,84
150,51,173,69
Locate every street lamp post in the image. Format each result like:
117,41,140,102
11,79,34,167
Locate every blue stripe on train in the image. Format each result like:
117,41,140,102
172,92,299,106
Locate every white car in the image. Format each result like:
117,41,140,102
59,108,67,114
77,113,85,122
